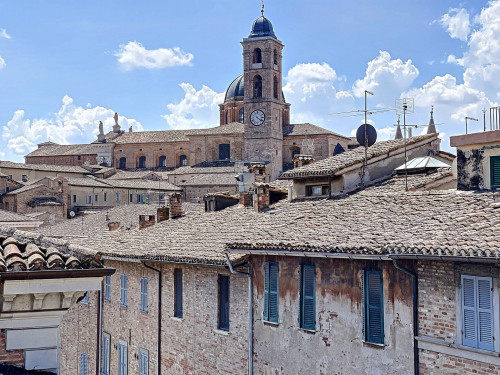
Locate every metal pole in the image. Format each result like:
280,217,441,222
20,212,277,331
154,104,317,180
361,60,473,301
466,117,468,134
483,108,487,132
404,105,408,192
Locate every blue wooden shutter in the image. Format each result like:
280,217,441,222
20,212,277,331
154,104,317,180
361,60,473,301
174,269,183,318
364,270,384,344
121,274,127,306
269,263,279,323
141,277,148,312
80,353,88,375
105,275,111,301
462,275,478,348
300,265,316,330
491,156,500,188
102,334,110,375
219,275,230,330
263,263,270,321
140,349,148,375
119,341,127,375
477,277,493,351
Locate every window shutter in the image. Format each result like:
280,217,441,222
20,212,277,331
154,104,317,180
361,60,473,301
491,156,500,188
174,269,183,318
263,263,270,321
102,334,110,375
462,275,478,348
80,353,88,375
140,278,148,312
105,276,111,301
219,275,230,330
477,277,493,351
269,263,279,323
300,265,316,330
365,270,384,344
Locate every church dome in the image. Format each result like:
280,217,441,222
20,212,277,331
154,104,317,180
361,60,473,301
225,75,244,102
249,15,276,39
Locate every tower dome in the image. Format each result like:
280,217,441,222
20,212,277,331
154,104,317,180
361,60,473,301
249,15,276,39
225,75,244,102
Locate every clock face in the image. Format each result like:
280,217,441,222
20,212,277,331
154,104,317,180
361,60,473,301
250,110,265,126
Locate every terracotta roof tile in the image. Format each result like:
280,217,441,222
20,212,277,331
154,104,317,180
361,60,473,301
283,123,349,139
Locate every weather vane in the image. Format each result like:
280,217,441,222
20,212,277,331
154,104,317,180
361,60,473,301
261,0,264,16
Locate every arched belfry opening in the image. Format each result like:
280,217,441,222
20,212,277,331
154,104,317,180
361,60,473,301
253,48,262,64
273,76,278,99
254,75,263,98
273,49,278,65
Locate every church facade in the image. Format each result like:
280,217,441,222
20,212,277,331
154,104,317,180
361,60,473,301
25,12,349,180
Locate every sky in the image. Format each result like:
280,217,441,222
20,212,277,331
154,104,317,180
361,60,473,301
0,0,497,161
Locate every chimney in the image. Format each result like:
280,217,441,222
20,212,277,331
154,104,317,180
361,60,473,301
240,192,253,207
139,215,155,230
108,221,120,231
157,207,169,222
292,154,314,169
248,162,267,183
254,183,270,212
169,193,182,218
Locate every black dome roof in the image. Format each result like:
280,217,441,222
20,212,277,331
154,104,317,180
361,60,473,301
225,75,244,102
249,15,276,39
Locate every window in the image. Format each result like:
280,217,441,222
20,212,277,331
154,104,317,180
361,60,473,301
490,156,500,188
87,196,92,204
118,339,128,375
73,195,77,203
264,262,279,323
146,194,150,204
306,185,329,196
104,275,111,301
238,108,244,123
78,155,81,161
80,352,88,375
219,144,230,160
137,194,144,204
363,270,384,344
174,269,183,318
333,143,346,156
253,75,262,98
140,277,148,312
22,175,28,182
300,265,316,330
104,192,107,202
159,155,166,167
253,48,262,63
120,274,128,307
291,148,300,159
461,275,493,351
102,332,110,375
139,348,149,375
81,291,89,304
116,193,120,203
273,76,278,99
129,194,133,203
119,157,126,169
218,275,230,330
95,194,98,202
273,49,278,65
138,156,146,169
179,155,187,166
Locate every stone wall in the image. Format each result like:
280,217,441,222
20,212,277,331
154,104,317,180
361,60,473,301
183,184,238,203
25,154,97,166
251,256,415,375
282,134,349,167
114,142,191,169
188,135,244,165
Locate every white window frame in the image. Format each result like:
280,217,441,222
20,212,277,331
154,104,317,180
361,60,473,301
102,332,110,375
139,348,149,375
140,277,148,312
120,274,128,307
118,339,128,375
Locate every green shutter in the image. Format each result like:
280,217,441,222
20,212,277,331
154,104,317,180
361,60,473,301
364,270,384,344
300,265,316,330
263,263,269,321
491,156,500,188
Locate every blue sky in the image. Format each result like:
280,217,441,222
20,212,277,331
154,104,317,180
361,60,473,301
0,0,497,161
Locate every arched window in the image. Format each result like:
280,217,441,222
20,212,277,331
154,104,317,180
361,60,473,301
291,148,300,158
179,155,187,166
138,156,146,168
253,75,262,98
273,76,278,99
273,49,278,65
158,155,166,167
238,108,244,123
253,48,262,64
119,157,126,169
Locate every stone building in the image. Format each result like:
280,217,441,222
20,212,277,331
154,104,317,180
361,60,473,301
23,12,350,181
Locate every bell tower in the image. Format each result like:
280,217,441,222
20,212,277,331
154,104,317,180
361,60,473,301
242,6,287,180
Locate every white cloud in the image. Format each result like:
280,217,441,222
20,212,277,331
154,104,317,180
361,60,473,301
440,8,470,41
0,55,5,69
115,41,193,70
162,83,224,130
352,51,419,106
0,29,10,39
2,95,143,156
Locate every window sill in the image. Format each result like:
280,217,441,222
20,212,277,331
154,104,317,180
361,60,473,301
299,328,316,335
362,340,386,349
213,329,230,336
263,320,279,327
171,316,184,322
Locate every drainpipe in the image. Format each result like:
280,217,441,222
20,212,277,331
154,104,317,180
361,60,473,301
392,259,419,375
225,254,253,375
97,288,103,375
142,262,162,375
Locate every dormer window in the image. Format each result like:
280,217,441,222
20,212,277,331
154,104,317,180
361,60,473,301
253,75,263,98
253,48,262,64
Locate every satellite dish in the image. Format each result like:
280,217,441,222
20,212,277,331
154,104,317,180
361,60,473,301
356,124,377,147
69,211,76,218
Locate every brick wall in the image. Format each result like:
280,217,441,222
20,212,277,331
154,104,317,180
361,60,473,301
25,154,97,166
420,349,500,375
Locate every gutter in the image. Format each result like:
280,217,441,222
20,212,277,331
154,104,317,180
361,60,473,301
392,259,419,375
0,267,115,281
225,254,253,375
142,262,162,375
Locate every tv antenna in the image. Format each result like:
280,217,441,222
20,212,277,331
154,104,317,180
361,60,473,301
395,98,415,191
465,116,478,134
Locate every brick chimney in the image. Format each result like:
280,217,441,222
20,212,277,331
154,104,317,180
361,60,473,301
292,154,314,169
157,207,169,222
108,222,120,231
139,215,155,230
248,162,267,183
240,192,253,207
253,183,270,212
169,193,182,218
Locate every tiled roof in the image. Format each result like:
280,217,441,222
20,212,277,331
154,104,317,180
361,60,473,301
66,177,113,188
24,144,100,157
103,179,181,191
280,134,438,179
107,170,161,180
283,123,349,139
168,165,240,175
187,122,244,136
0,210,40,222
0,161,90,174
0,227,104,271
177,173,237,186
4,184,43,195
112,130,192,144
